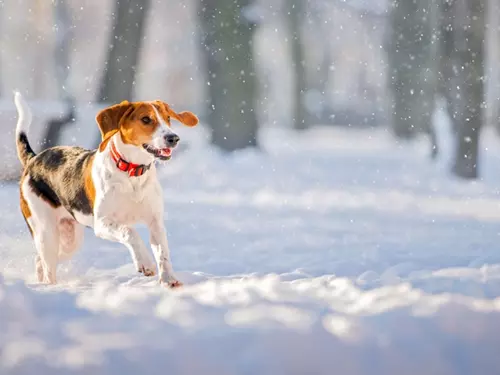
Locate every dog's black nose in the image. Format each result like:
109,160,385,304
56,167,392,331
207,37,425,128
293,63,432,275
165,134,180,147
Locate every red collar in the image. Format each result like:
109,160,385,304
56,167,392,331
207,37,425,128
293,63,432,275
110,140,151,177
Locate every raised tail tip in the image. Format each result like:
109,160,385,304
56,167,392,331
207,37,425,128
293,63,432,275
14,90,32,133
14,90,24,108
14,90,27,110
14,90,35,166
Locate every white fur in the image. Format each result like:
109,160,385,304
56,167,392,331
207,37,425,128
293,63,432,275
14,90,32,135
72,211,93,228
150,104,177,149
22,177,84,283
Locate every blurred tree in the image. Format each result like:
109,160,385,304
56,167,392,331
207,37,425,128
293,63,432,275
447,0,485,179
95,0,150,146
306,1,332,124
198,0,259,151
437,0,457,131
98,0,150,103
43,0,75,149
387,0,437,140
488,0,500,134
285,0,308,130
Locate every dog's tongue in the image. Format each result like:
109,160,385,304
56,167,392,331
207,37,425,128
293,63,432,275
159,148,172,157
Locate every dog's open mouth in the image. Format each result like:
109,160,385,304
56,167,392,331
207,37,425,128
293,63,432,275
143,144,173,161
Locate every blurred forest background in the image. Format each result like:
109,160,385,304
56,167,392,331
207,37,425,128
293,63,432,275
0,0,496,180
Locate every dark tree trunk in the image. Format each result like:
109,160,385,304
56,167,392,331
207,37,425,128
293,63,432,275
387,0,436,140
438,0,461,134
489,0,500,135
98,0,150,103
43,105,76,149
285,0,307,130
450,0,485,179
43,0,75,149
198,0,259,151
94,0,150,148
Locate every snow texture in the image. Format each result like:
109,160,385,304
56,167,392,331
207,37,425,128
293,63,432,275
2,122,500,374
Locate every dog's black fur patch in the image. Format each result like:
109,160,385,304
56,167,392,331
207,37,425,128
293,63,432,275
17,132,36,165
24,146,96,217
28,176,61,208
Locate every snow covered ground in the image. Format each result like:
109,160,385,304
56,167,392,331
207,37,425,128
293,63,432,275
2,121,500,374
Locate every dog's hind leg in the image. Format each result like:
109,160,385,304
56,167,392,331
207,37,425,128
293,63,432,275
31,221,59,284
20,183,43,282
35,255,43,282
22,178,61,284
34,219,59,284
58,217,84,261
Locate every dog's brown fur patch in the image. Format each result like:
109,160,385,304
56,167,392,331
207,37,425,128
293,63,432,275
19,176,33,236
120,103,160,146
96,101,132,142
96,102,162,149
154,101,199,127
152,102,172,126
99,129,119,152
83,153,96,210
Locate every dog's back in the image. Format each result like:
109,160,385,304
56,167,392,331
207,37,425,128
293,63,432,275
15,92,96,220
22,146,96,217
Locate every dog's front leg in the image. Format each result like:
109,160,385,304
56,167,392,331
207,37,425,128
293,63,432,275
94,217,157,277
149,217,181,288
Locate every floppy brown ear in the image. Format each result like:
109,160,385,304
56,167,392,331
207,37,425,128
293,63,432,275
174,111,199,127
95,101,132,142
160,101,199,127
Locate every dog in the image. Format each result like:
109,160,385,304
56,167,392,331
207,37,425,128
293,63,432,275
15,92,198,287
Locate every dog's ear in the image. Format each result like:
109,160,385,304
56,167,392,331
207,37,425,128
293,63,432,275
160,101,198,127
174,110,199,127
96,101,132,150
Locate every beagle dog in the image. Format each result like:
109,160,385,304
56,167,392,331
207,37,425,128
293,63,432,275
15,92,198,287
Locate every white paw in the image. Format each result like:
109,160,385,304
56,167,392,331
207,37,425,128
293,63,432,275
138,264,157,277
160,275,183,288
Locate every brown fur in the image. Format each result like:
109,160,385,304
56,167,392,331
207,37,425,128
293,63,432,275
83,153,96,210
99,130,119,152
95,101,199,149
19,176,33,236
120,103,162,146
96,101,132,141
154,101,198,127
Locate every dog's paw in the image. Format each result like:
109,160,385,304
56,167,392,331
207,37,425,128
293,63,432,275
138,264,157,277
168,279,183,288
160,276,183,289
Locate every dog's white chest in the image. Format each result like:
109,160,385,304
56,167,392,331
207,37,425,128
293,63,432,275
92,153,162,227
112,202,145,225
107,182,157,225
128,180,148,202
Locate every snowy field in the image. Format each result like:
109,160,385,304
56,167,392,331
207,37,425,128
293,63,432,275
2,120,500,374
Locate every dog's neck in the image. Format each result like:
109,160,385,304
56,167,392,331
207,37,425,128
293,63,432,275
111,132,155,166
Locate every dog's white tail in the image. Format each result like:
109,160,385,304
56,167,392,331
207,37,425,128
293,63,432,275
14,91,32,135
14,91,35,167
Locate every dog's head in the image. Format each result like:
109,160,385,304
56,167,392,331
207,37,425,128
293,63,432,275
96,101,198,160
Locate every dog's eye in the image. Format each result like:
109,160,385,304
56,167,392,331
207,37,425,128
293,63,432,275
141,116,152,124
